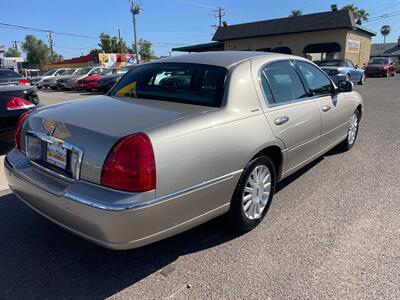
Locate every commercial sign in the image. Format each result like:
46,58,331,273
347,39,361,53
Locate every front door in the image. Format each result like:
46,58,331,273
259,60,322,175
294,60,350,152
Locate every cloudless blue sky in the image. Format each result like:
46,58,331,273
1,0,399,58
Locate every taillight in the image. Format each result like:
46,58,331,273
15,111,32,150
18,79,30,86
5,97,35,111
101,133,156,192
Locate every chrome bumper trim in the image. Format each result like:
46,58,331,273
64,169,242,211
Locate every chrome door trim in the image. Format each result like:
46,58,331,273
63,169,243,211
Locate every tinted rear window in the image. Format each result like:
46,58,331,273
109,63,227,107
0,69,21,78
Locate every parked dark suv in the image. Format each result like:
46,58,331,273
365,57,397,77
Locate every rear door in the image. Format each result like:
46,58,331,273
260,60,322,174
294,60,350,152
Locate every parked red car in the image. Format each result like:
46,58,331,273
76,69,113,91
365,57,397,77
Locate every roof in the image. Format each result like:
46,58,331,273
213,10,374,41
371,43,400,57
172,41,224,52
152,51,292,68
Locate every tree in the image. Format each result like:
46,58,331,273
21,35,63,66
90,32,132,54
342,4,369,24
289,9,302,17
4,47,21,57
136,39,154,62
380,25,391,44
22,35,50,67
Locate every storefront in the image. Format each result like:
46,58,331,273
173,9,375,66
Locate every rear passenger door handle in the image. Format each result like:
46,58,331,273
322,106,331,112
274,116,289,125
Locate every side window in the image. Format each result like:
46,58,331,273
346,60,355,68
296,61,332,95
90,68,99,75
261,61,307,105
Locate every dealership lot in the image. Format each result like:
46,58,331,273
0,77,399,299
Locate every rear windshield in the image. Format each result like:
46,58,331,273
109,63,227,107
317,60,342,67
369,58,389,65
0,69,22,78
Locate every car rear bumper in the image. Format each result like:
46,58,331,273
5,148,237,250
365,70,386,76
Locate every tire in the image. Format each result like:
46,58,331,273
338,110,360,151
358,74,365,85
229,156,276,231
50,87,57,90
37,86,42,89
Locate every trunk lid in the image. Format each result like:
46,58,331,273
25,95,215,184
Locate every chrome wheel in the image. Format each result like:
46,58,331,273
348,113,358,145
242,165,271,220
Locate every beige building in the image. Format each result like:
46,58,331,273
173,9,375,66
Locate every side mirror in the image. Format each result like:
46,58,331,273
338,80,353,93
355,65,358,69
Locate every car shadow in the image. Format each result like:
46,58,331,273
0,146,344,299
0,191,242,299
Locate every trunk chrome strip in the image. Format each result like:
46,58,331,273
63,170,242,211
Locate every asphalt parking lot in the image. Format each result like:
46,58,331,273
0,77,399,299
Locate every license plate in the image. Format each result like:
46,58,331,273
47,143,67,170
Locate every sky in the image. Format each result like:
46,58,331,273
1,0,399,59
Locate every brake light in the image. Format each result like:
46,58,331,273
18,79,30,86
101,133,156,192
15,111,32,150
5,97,35,111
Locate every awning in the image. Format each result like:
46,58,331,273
272,47,292,54
303,42,341,53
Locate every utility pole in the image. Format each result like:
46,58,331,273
11,40,19,51
214,7,225,27
47,31,54,58
116,27,123,53
129,0,142,63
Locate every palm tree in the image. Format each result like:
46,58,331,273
380,25,391,44
289,9,302,17
342,4,369,24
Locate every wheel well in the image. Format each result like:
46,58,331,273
251,146,283,179
356,104,362,119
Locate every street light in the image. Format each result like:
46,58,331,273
129,0,142,64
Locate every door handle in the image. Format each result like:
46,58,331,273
322,106,331,112
274,116,289,125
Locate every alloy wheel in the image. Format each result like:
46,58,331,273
242,165,271,220
348,113,358,145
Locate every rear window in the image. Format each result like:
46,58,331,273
0,69,22,78
317,60,343,67
109,63,227,107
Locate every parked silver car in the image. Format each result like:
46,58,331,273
316,59,365,85
5,52,363,250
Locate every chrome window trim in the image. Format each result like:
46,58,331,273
64,169,243,211
25,130,84,181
